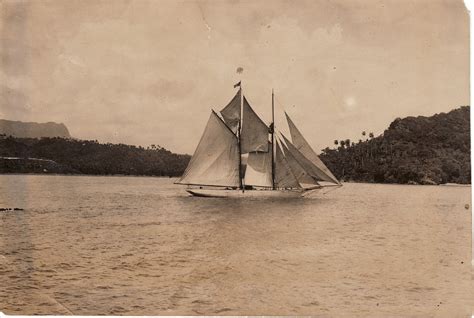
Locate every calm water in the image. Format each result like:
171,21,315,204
0,175,471,316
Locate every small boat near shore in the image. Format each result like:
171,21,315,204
176,82,341,198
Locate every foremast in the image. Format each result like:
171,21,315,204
238,83,243,191
271,89,275,190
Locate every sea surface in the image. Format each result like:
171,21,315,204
0,175,471,316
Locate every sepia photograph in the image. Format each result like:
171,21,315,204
0,0,472,316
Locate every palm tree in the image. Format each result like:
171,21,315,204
322,147,331,155
340,140,345,148
334,140,339,146
368,133,374,158
362,131,366,137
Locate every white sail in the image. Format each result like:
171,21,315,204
245,143,272,187
178,88,341,198
280,141,319,186
177,111,240,187
275,139,301,188
280,133,335,184
285,113,339,184
220,89,241,134
241,97,269,153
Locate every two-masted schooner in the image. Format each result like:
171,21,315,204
176,82,341,198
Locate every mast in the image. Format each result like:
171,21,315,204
238,84,243,190
271,89,275,190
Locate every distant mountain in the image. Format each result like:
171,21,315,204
0,119,71,138
320,106,470,185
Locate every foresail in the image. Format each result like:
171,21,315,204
245,143,272,187
177,111,240,187
280,141,319,186
241,97,269,153
275,140,300,188
281,133,336,184
220,89,241,134
285,113,339,184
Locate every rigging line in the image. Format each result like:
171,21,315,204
274,96,288,111
212,109,238,139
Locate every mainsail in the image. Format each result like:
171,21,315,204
285,113,339,184
177,111,240,187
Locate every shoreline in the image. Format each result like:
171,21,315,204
0,173,178,179
0,173,470,186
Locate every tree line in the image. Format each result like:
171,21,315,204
0,106,470,184
319,106,470,185
0,137,190,177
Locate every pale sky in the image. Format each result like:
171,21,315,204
0,0,469,154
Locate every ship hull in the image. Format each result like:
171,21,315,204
185,188,318,198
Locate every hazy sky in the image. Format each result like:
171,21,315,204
0,0,469,154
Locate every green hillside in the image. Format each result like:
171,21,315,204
0,137,190,177
0,106,470,184
319,106,470,184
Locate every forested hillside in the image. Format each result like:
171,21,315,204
0,106,470,184
0,137,190,177
320,106,470,184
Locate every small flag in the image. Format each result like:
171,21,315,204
234,81,241,88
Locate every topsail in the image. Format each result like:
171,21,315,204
241,97,269,153
220,90,241,135
221,91,269,153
